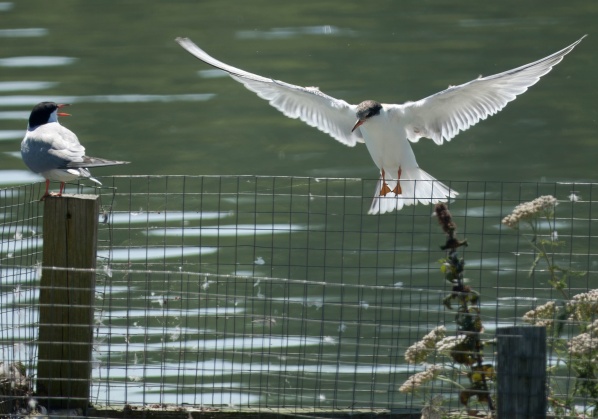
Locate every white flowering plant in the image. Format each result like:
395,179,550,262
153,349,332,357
504,196,597,417
502,195,585,296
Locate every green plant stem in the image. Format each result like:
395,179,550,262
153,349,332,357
526,219,570,300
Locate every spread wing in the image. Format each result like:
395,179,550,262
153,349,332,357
176,37,363,146
396,36,585,145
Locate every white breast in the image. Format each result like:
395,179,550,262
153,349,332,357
360,108,419,176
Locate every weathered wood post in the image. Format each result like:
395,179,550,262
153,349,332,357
37,194,99,412
497,326,547,419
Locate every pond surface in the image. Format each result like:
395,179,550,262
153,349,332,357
0,1,596,185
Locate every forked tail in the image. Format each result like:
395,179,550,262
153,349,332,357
368,167,458,215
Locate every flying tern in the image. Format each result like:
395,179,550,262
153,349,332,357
176,36,585,214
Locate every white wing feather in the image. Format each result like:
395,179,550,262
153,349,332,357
35,124,87,162
398,35,586,145
176,37,363,146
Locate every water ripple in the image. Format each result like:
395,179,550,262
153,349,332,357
459,17,560,27
4,151,21,158
147,224,306,237
0,267,40,284
97,246,218,261
0,81,58,92
0,28,48,37
237,25,356,40
0,56,77,67
0,111,28,120
0,236,42,254
198,69,228,79
0,170,43,185
0,130,23,141
0,94,215,106
109,210,232,225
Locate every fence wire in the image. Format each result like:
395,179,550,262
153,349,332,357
0,176,597,417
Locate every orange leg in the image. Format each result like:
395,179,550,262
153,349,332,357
380,169,392,196
392,167,403,195
41,180,66,200
40,179,51,201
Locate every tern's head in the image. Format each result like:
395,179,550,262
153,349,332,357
28,102,71,128
351,100,382,132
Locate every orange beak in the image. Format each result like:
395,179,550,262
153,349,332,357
57,103,71,117
351,119,364,133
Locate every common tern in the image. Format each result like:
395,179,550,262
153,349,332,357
176,36,585,214
21,102,129,200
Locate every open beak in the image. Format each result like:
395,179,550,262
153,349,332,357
351,119,364,133
57,103,71,117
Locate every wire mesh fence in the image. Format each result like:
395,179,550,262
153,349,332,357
1,175,597,417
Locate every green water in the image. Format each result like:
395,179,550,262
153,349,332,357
0,1,596,184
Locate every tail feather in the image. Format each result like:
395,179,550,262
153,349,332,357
67,156,130,169
368,167,458,215
66,168,103,185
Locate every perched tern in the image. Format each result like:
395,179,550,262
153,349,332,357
21,102,129,200
176,36,585,214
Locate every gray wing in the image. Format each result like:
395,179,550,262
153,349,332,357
176,37,363,146
21,124,87,173
395,36,585,145
67,157,129,168
22,124,129,173
42,124,87,163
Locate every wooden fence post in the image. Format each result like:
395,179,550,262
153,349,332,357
37,194,99,412
497,326,547,419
